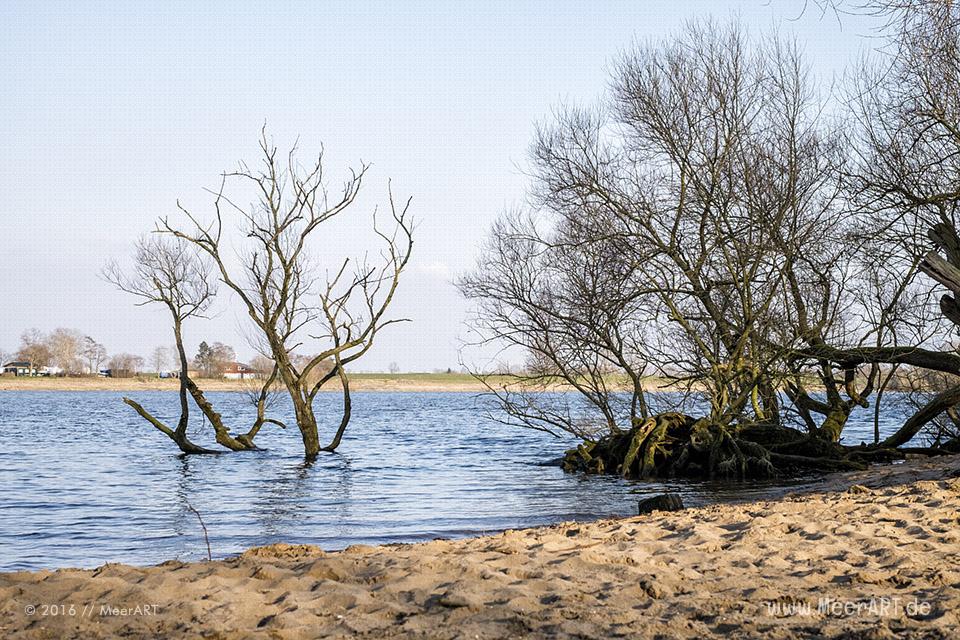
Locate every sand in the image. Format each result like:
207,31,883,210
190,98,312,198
3,456,960,639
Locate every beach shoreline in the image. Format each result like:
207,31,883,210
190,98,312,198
2,454,959,639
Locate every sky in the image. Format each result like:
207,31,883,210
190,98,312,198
0,1,881,371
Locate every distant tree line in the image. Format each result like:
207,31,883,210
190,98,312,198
0,329,283,379
2,329,108,376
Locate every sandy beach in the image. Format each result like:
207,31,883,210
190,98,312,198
2,455,959,639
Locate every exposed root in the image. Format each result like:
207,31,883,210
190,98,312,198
561,413,890,479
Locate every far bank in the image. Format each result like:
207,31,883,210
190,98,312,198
0,373,680,393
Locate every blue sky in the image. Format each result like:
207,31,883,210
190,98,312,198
0,1,879,370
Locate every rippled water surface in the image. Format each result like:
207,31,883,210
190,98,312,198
0,391,907,571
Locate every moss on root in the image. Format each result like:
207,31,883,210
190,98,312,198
562,413,871,480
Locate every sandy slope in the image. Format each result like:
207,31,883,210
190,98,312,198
2,456,960,639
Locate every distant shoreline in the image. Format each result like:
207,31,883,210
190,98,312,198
0,373,651,393
0,374,876,394
0,373,501,393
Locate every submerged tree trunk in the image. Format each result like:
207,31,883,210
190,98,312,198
320,361,352,452
184,378,256,451
291,393,321,458
122,396,218,454
185,365,287,451
120,319,219,455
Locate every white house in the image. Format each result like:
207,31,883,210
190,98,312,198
223,362,260,380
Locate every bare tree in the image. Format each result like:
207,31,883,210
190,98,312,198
80,336,107,375
108,353,145,378
211,342,236,376
150,346,170,377
160,130,413,457
461,208,658,441
193,341,235,378
802,0,960,448
249,354,275,375
105,237,219,453
48,328,84,374
16,329,51,374
107,236,289,453
462,21,927,478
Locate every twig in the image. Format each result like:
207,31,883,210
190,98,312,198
184,500,212,561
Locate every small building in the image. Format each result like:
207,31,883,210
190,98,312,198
223,362,260,380
2,361,36,376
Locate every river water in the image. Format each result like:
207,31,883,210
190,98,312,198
0,391,911,571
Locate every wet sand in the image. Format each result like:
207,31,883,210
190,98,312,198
2,455,959,638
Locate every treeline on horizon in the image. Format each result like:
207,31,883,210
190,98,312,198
0,328,328,379
0,327,488,379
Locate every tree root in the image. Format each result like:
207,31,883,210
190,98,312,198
560,413,913,480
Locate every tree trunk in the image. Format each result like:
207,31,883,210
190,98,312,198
184,378,257,451
881,385,960,448
320,361,352,452
173,321,191,442
122,397,218,454
818,404,852,443
292,394,321,458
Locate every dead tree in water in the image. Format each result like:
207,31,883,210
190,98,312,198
104,237,218,454
160,130,413,458
106,237,285,453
